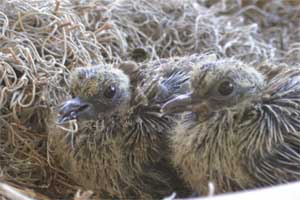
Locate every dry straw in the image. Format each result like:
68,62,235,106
106,0,277,64
0,0,299,199
0,0,120,199
200,0,300,66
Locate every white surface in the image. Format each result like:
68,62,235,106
184,182,300,200
0,182,35,200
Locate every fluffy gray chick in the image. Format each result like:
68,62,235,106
162,59,300,195
48,55,206,199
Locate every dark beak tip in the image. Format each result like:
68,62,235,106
56,98,97,123
55,98,85,124
56,112,78,125
56,116,67,125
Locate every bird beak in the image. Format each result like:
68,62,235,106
57,96,96,124
161,92,210,114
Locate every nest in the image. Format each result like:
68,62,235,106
0,0,121,199
0,0,299,199
200,0,300,66
106,0,277,63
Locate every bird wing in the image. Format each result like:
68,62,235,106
246,68,300,186
152,54,210,104
248,134,300,185
155,68,190,104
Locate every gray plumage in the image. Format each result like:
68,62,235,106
162,59,300,195
48,55,207,199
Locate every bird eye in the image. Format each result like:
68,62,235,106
217,80,234,96
104,85,116,99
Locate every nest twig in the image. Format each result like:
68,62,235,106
0,0,299,199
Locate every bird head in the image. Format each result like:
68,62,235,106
57,66,131,124
162,59,265,115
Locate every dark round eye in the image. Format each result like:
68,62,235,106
217,80,234,96
104,85,116,99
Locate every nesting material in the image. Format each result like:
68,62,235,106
0,181,51,200
201,0,300,65
0,0,119,198
0,0,299,199
105,0,275,63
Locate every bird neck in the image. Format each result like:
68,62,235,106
76,114,125,140
197,100,252,123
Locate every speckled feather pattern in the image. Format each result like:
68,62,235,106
48,55,208,199
171,63,300,195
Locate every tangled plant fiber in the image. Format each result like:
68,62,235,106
105,0,276,64
0,0,120,198
0,0,299,199
200,0,300,65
